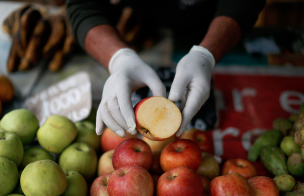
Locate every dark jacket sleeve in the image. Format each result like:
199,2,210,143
214,0,266,36
66,0,117,49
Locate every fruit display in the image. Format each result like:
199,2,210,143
0,101,303,196
2,4,76,72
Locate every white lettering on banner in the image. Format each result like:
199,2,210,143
280,91,304,114
71,108,89,122
214,90,225,110
40,91,48,101
232,88,257,112
48,86,60,97
241,129,266,151
80,83,91,93
212,127,240,156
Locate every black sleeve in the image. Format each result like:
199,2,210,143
215,0,266,36
66,0,118,49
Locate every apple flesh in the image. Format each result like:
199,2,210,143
160,139,202,172
101,127,137,152
90,174,110,196
134,97,182,141
21,160,67,196
112,138,152,170
59,142,98,181
157,166,204,196
179,128,214,154
108,165,154,196
98,149,115,176
142,136,175,151
37,115,78,154
19,147,54,170
0,130,24,167
0,109,39,145
221,158,257,179
0,157,19,196
248,176,279,196
61,170,88,196
210,172,251,196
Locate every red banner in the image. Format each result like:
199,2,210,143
206,67,304,176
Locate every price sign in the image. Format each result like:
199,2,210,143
24,72,92,126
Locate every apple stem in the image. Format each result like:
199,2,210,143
170,175,178,181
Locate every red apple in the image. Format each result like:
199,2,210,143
248,176,279,196
134,97,182,141
197,152,220,180
149,150,163,175
210,172,251,196
160,139,202,172
101,128,137,152
179,128,214,154
90,174,110,196
112,138,152,170
108,165,154,196
142,136,175,151
157,166,203,196
98,149,115,176
221,158,257,179
200,175,211,196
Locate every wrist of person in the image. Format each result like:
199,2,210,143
189,45,216,69
108,48,139,74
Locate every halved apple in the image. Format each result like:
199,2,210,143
134,97,182,141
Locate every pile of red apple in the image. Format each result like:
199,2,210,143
95,126,280,196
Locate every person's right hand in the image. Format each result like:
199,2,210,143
96,48,166,137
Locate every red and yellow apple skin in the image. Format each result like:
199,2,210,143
90,174,110,196
97,149,115,176
221,158,257,179
157,166,204,196
248,176,279,196
100,128,137,152
112,138,152,170
179,128,214,154
160,139,202,172
108,165,154,196
134,97,182,141
210,172,251,196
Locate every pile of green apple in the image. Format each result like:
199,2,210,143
0,108,100,196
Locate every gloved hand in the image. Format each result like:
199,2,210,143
169,45,215,137
96,48,166,137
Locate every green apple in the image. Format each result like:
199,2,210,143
19,147,54,170
75,121,100,151
0,109,39,145
20,160,67,196
0,157,19,196
37,115,78,154
7,194,24,196
82,106,97,124
0,130,23,166
61,170,88,196
59,142,98,181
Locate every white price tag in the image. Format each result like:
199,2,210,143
24,72,92,126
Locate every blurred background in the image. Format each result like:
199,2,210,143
0,0,304,162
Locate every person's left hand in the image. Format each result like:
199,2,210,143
168,45,215,137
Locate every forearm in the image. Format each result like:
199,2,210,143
199,16,241,63
84,24,128,69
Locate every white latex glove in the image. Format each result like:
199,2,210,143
169,45,215,137
96,48,166,137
